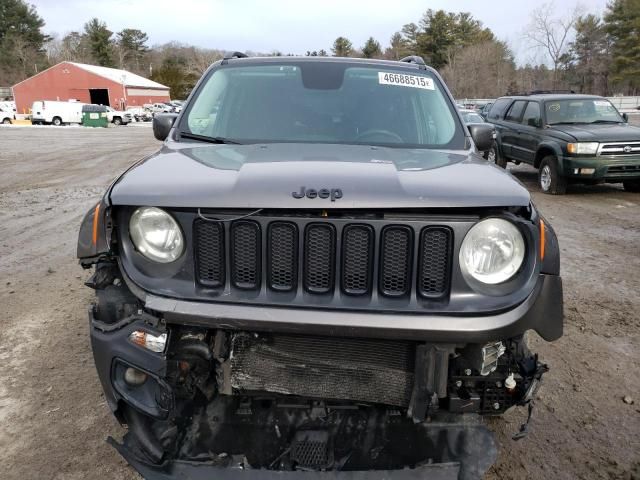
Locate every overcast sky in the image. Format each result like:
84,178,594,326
31,0,610,65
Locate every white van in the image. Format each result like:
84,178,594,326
31,100,84,126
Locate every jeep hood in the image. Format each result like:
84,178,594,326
109,143,530,208
548,123,640,142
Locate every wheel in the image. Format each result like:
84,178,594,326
2,118,11,124
52,117,62,126
623,180,640,192
113,117,122,126
483,142,507,168
538,156,567,195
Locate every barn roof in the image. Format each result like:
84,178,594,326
68,62,168,89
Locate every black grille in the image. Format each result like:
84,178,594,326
194,220,225,287
231,221,261,289
304,224,336,293
268,222,297,291
418,227,452,298
341,225,373,295
192,216,454,303
380,226,412,297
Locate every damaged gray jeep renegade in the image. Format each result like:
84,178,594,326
77,55,563,480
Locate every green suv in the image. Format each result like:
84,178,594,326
487,93,640,194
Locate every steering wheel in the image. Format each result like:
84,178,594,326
355,129,404,143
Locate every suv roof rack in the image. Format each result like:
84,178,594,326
221,51,249,64
399,55,427,69
509,89,576,96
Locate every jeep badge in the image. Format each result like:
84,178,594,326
292,186,343,201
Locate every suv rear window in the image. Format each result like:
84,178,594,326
504,100,527,122
182,62,465,149
487,98,511,121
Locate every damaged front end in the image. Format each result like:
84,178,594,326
85,262,549,480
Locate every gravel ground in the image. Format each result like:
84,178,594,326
0,125,639,480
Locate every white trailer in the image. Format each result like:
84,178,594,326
31,100,84,126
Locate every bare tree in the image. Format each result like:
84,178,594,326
526,2,581,88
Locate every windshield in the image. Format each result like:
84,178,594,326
461,112,484,123
182,62,464,149
545,98,623,125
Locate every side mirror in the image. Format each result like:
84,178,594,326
467,123,494,152
528,117,542,128
622,112,628,123
152,113,178,141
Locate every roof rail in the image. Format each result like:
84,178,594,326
221,51,249,64
399,55,427,69
509,89,576,96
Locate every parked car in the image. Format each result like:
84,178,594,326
127,106,153,122
31,100,84,126
487,93,640,193
78,55,562,479
106,107,133,125
1,106,13,124
460,109,497,162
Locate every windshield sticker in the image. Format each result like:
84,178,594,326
594,100,610,107
378,72,434,90
548,103,560,112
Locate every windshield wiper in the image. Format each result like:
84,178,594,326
589,119,621,124
549,121,587,125
179,132,242,144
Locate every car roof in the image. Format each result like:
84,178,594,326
497,94,604,102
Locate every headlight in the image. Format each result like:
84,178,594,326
567,142,599,155
129,207,184,263
459,218,525,285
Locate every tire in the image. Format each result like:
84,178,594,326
113,117,122,126
538,156,567,195
52,117,62,126
483,142,507,168
623,180,640,192
2,118,11,124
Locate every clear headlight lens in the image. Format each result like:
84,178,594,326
567,142,599,155
459,218,525,285
129,207,184,263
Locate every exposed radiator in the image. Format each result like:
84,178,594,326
229,333,416,407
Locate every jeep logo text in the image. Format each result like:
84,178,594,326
292,186,343,201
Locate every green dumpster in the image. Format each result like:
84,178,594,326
82,104,108,128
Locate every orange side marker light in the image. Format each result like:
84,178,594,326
539,219,545,261
92,203,101,246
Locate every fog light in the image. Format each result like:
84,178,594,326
124,367,148,386
129,330,167,353
480,341,506,376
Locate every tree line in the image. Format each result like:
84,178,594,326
1,0,639,99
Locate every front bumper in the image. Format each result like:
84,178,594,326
561,154,640,181
133,273,563,344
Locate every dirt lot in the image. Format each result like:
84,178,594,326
0,125,639,480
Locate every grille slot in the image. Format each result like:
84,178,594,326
194,220,225,287
418,227,452,298
304,224,336,294
268,222,298,291
230,221,261,289
379,226,413,297
341,225,373,295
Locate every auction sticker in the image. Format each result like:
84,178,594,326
378,72,434,90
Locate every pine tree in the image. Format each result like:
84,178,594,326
604,0,640,94
84,18,114,67
331,37,353,57
361,37,382,58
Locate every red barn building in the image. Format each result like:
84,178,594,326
12,61,171,114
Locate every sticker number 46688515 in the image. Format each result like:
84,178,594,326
378,72,435,90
